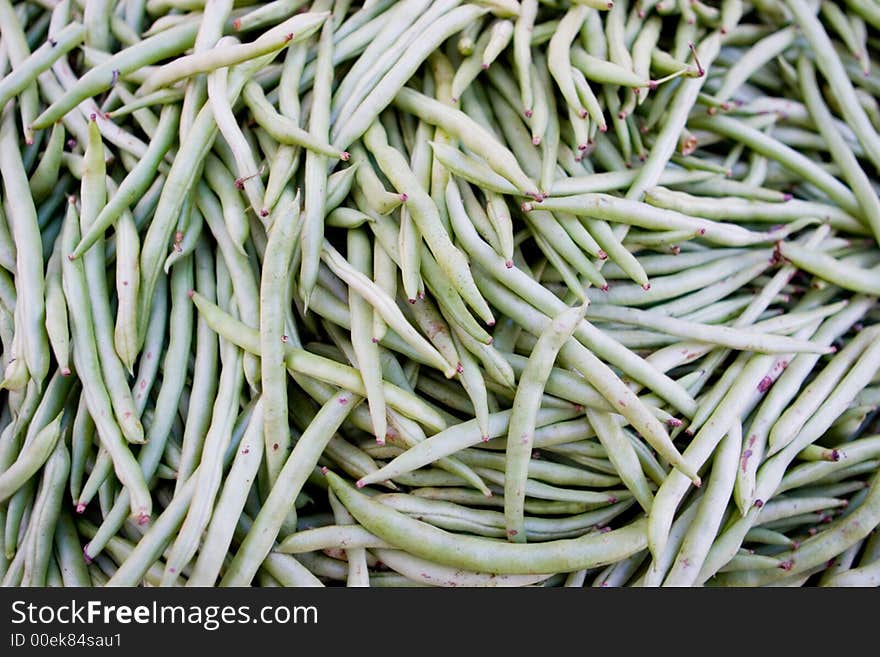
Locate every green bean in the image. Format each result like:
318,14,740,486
531,193,814,247
68,395,93,505
243,82,344,160
639,491,705,588
60,201,150,523
329,470,647,574
142,12,328,94
83,257,193,562
348,145,402,216
221,391,362,586
586,409,654,514
79,119,143,445
105,465,198,587
190,290,447,432
450,323,516,389
767,327,880,457
113,209,140,374
187,399,265,586
663,424,741,586
548,6,590,121
512,0,537,115
461,447,619,489
42,241,70,378
54,510,90,587
0,108,48,384
28,122,66,205
333,0,453,126
429,141,519,195
363,125,493,325
644,187,865,234
778,437,880,495
715,27,797,103
346,227,388,443
394,87,538,198
260,191,300,482
451,184,697,418
23,435,69,587
72,105,180,259
784,0,880,178
778,242,880,296
208,61,267,225
331,4,487,151
715,470,880,587
138,49,278,350
0,20,84,114
161,332,243,585
0,412,62,504
321,241,454,376
450,29,493,103
504,302,587,541
691,113,862,216
649,351,781,561
375,548,552,587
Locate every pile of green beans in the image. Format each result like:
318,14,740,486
2,0,880,588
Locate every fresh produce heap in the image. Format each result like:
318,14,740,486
1,0,880,588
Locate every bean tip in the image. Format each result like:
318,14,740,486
75,502,86,514
61,367,71,376
321,466,329,476
340,151,350,161
187,289,195,299
505,259,514,268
